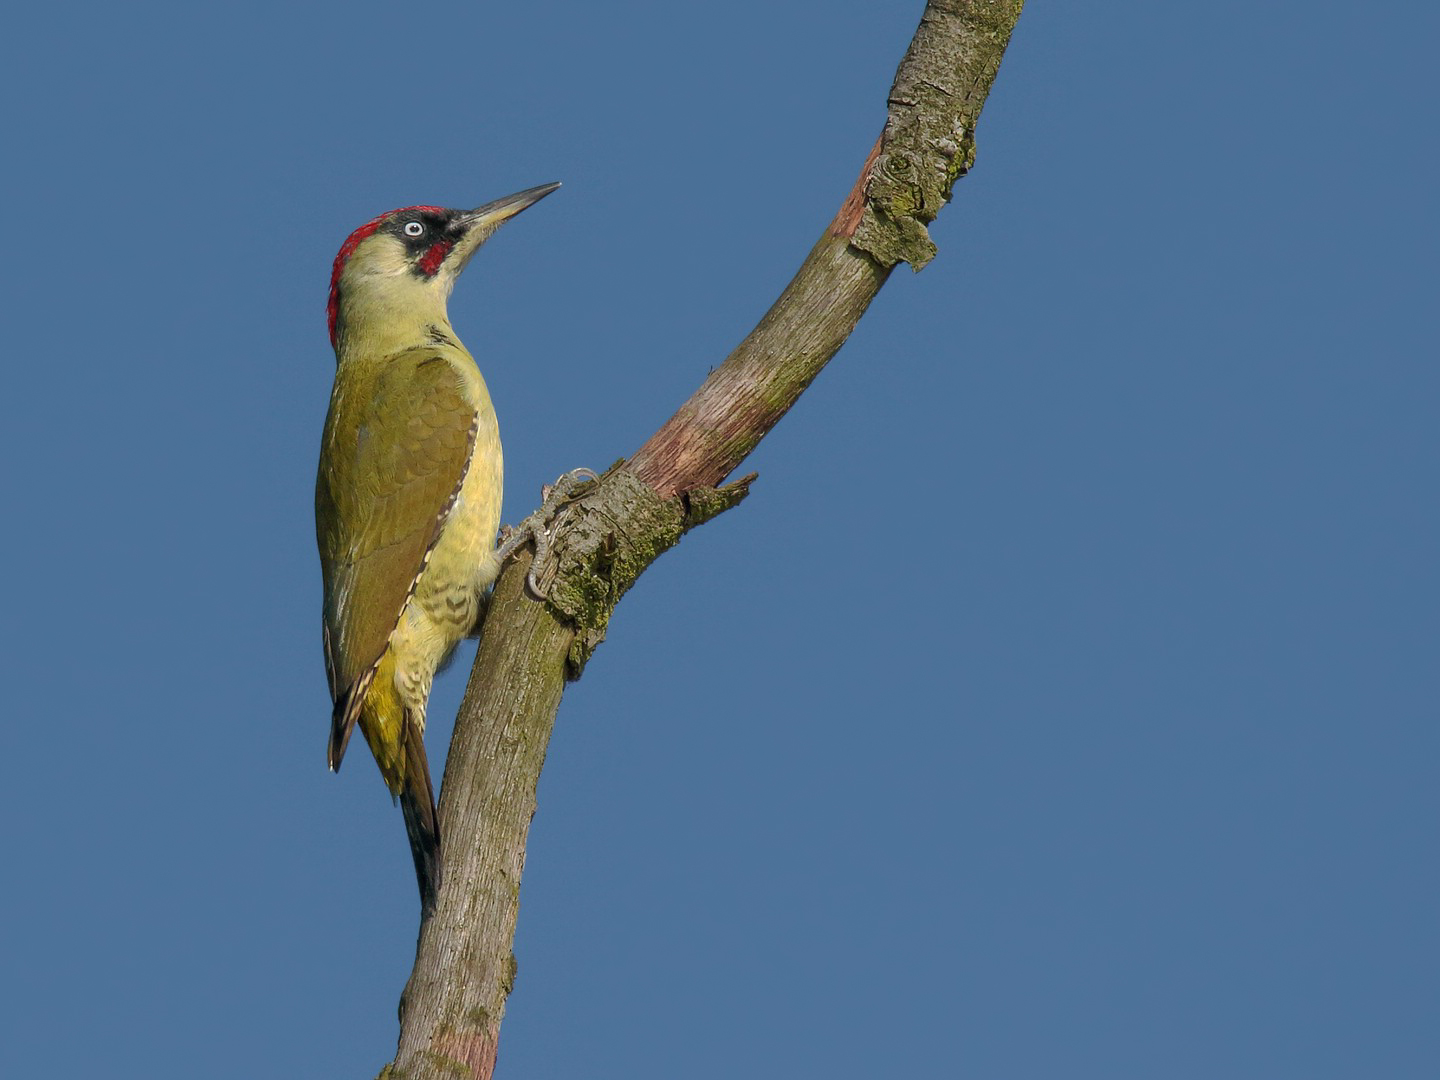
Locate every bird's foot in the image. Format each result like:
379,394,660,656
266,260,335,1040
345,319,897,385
497,467,600,598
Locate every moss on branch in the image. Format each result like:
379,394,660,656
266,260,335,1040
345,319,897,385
852,0,1024,270
532,465,753,676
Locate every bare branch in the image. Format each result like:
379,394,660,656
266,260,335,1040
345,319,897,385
387,3,1024,1076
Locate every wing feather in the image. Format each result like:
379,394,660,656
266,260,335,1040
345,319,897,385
315,347,477,759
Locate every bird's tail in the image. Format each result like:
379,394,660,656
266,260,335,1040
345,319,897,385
400,721,442,918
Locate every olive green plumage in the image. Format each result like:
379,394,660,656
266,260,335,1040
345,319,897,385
315,185,558,915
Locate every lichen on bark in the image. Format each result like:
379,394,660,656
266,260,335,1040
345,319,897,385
852,0,1023,271
534,466,753,676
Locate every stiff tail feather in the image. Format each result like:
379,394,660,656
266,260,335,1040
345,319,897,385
400,721,442,918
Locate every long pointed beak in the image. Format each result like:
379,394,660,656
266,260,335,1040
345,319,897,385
454,181,562,234
435,182,561,284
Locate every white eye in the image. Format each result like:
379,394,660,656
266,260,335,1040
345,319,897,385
403,221,425,237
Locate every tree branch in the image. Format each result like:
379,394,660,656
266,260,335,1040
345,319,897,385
386,3,1024,1076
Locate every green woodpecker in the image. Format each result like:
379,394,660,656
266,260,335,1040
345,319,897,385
316,183,560,915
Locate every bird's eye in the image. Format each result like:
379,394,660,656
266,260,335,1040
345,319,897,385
403,221,425,237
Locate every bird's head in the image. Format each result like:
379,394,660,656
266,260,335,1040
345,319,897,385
326,182,560,348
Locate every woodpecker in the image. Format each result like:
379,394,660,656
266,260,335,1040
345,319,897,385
316,183,560,916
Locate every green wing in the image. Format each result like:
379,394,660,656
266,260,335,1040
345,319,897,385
315,347,477,735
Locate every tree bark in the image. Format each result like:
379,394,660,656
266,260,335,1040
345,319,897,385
385,3,1025,1076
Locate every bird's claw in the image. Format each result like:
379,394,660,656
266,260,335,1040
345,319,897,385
496,467,600,599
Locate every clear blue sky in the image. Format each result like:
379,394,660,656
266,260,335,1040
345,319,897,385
2,2,1435,1077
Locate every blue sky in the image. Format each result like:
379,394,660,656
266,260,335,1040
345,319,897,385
2,2,1435,1077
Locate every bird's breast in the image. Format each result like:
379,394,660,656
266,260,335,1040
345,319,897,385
411,389,502,626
